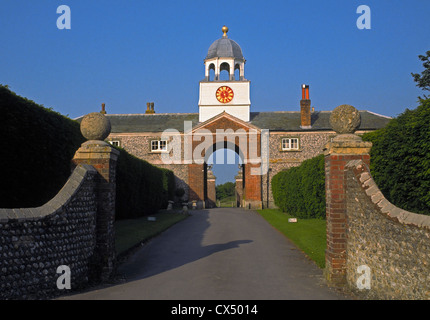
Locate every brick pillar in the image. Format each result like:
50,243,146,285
243,163,262,209
207,168,216,208
72,141,120,282
72,111,119,283
323,105,372,286
188,163,204,209
235,170,243,207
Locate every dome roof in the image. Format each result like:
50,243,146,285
205,26,245,61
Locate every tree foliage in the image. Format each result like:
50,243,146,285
411,50,430,99
362,98,430,215
216,182,235,200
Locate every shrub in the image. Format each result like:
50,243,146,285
362,98,430,215
271,154,325,219
175,187,185,198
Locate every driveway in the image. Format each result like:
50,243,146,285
61,208,350,300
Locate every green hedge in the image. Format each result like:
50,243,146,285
362,98,430,215
113,146,175,220
271,154,325,219
0,85,175,217
0,85,85,208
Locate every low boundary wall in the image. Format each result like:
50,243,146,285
345,160,430,299
0,164,98,299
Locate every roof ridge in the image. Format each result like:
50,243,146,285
105,113,199,116
362,110,392,119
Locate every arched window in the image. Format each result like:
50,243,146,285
219,62,230,81
208,63,215,81
234,64,241,81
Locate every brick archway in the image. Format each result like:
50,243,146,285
187,112,263,209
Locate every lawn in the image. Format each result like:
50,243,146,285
114,209,188,256
257,209,327,269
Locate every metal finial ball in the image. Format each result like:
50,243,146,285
80,112,111,141
329,104,361,134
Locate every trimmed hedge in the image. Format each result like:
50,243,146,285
271,154,325,219
0,85,175,218
112,146,175,220
362,98,430,215
0,85,85,208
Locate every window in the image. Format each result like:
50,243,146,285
151,140,167,152
281,138,299,151
109,140,120,147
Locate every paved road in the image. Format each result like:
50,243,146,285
62,208,350,300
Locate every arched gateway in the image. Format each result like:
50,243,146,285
81,26,391,211
187,111,266,209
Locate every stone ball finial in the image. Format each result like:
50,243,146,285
222,25,229,37
330,104,361,134
80,112,111,141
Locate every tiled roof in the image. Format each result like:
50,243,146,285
75,110,391,133
250,111,391,131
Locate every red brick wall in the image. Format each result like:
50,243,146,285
188,163,204,202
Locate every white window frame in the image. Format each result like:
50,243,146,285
151,139,168,152
281,137,299,151
109,140,120,147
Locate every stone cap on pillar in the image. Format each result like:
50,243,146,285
324,104,372,155
207,169,216,180
235,170,243,180
75,111,119,160
79,111,112,146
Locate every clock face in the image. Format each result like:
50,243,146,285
216,86,234,103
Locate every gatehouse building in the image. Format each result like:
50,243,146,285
77,26,390,209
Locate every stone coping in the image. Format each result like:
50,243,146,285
346,159,430,231
0,164,97,222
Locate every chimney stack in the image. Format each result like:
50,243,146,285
145,102,155,114
300,84,311,129
151,102,155,113
100,103,107,114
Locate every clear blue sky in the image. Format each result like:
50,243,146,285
1,0,429,184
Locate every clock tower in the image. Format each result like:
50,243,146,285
198,26,251,122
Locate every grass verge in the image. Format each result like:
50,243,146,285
217,195,236,207
114,209,188,256
257,208,326,269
